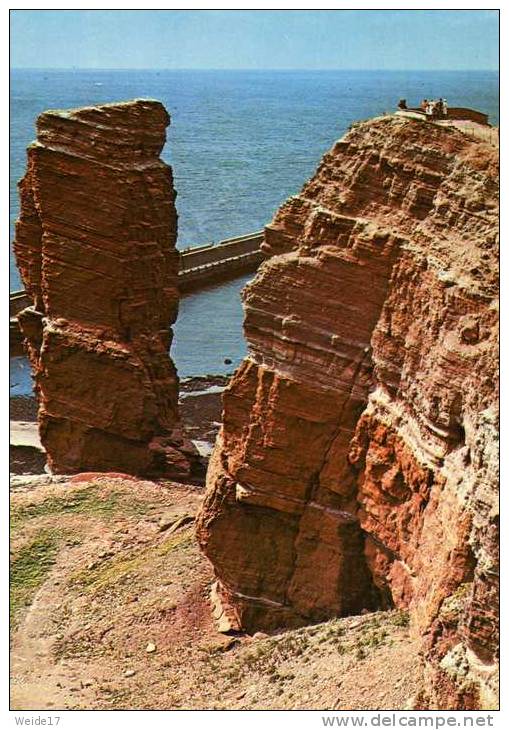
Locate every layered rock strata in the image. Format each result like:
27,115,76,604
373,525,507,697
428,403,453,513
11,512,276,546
14,100,192,477
197,116,499,709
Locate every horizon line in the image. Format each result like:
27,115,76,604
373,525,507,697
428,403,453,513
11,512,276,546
10,66,499,73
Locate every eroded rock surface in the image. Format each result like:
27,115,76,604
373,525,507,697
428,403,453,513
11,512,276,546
197,116,499,709
14,100,192,477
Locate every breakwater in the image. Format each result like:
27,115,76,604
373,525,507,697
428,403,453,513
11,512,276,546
178,230,263,292
10,230,264,353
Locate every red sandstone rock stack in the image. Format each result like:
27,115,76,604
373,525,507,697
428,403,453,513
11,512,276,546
197,116,499,709
14,99,193,477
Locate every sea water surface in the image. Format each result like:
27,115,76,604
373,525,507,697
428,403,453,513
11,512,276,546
10,69,499,389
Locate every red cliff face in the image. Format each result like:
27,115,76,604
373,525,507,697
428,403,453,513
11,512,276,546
197,116,499,709
14,100,193,478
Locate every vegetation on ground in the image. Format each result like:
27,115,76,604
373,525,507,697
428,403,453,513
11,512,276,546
10,528,61,630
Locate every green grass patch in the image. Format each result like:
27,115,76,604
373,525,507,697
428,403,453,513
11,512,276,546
70,531,192,593
11,486,119,525
225,631,311,683
390,610,410,628
10,529,61,630
10,485,149,527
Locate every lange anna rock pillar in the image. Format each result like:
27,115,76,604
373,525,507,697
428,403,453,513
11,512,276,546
14,99,189,477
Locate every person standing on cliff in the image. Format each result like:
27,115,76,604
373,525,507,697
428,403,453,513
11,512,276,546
443,98,448,116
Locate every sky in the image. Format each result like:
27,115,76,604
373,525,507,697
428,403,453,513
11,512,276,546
10,9,499,71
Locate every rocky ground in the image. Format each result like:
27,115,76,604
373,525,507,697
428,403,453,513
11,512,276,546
10,473,422,711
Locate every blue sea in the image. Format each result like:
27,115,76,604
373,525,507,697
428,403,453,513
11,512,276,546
10,69,499,389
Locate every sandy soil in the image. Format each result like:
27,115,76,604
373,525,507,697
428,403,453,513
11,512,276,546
10,474,423,711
